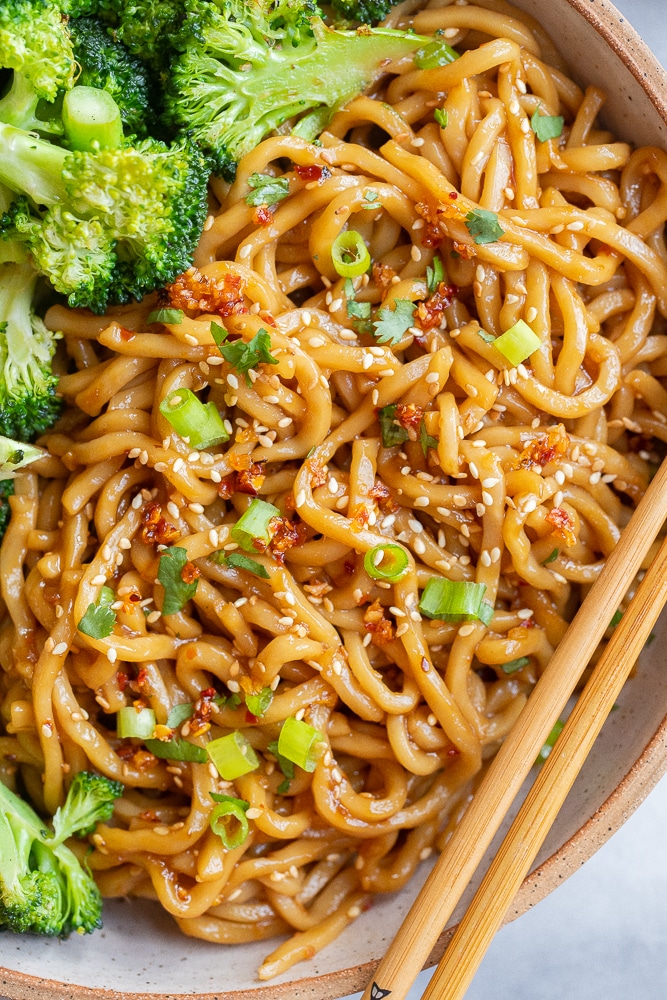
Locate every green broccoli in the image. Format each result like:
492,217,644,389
329,0,403,24
77,0,214,71
0,71,64,135
0,0,76,101
0,120,210,312
0,480,14,542
161,0,429,180
0,771,123,937
0,261,62,440
51,770,124,841
68,17,158,138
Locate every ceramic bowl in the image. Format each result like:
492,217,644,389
3,2,667,998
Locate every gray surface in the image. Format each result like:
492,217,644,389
346,1,667,997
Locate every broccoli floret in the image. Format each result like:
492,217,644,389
329,0,402,25
0,121,210,312
82,0,214,71
0,261,62,440
0,772,122,936
0,71,64,135
0,479,14,542
161,0,428,180
68,17,158,138
51,771,124,841
0,0,76,101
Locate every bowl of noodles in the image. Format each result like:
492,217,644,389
2,0,667,998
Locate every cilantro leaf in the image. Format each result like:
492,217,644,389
145,737,208,763
146,308,184,325
530,106,564,142
245,173,290,206
77,601,116,639
477,329,496,344
426,255,445,294
419,419,438,456
167,702,194,728
224,551,270,579
210,320,228,348
158,546,200,615
245,687,273,718
373,299,416,346
267,739,295,790
464,209,505,245
344,279,373,334
219,328,279,386
378,404,409,447
434,108,448,129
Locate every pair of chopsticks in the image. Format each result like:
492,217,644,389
362,457,667,1000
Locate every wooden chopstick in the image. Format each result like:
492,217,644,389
421,528,667,1000
361,457,667,1000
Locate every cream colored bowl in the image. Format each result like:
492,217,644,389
2,2,667,998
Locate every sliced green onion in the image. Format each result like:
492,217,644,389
277,717,324,773
231,498,280,553
542,547,559,565
535,719,564,764
117,705,156,740
62,85,123,151
145,736,208,763
207,731,259,780
245,687,273,718
414,38,459,70
364,543,409,583
419,577,493,623
494,319,541,367
99,586,115,606
147,308,184,325
159,388,230,449
331,230,371,278
501,656,530,675
209,793,250,849
610,610,623,628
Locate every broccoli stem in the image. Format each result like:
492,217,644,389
0,123,68,207
0,73,62,135
62,87,124,152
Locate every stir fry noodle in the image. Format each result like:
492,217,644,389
2,0,667,980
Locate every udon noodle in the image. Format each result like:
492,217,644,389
2,0,667,980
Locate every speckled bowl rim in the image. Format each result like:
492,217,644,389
3,2,667,998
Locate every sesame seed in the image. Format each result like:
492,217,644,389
567,220,585,231
411,244,422,261
480,549,492,567
172,458,185,474
362,353,374,370
227,679,241,693
425,371,439,384
347,905,362,919
238,244,252,259
295,490,306,507
414,496,430,507
308,336,325,348
517,607,533,620
490,546,501,563
52,641,68,657
91,574,107,586
458,623,476,636
41,723,53,738
378,369,395,378
482,477,499,488
396,622,409,637
482,491,494,506
340,329,357,340
362,633,372,647
413,537,426,555
106,647,117,663
554,490,564,506
509,98,521,115
520,117,531,133
443,26,458,37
